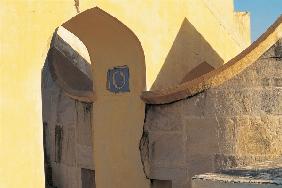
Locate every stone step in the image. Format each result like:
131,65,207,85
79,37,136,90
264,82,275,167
192,158,282,188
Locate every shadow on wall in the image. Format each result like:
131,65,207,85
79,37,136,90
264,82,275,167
151,18,224,90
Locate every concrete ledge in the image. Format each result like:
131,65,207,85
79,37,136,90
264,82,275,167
192,158,282,188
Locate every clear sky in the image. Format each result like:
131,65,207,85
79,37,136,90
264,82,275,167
235,0,282,41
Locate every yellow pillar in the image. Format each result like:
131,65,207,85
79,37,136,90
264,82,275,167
63,8,150,188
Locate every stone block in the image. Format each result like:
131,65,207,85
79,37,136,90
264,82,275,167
42,65,60,122
149,132,185,167
236,116,265,155
41,89,52,123
256,58,281,79
77,144,94,170
219,65,261,89
214,154,274,170
187,154,214,175
51,162,80,188
172,180,189,188
214,154,238,170
260,115,282,154
58,93,77,127
151,179,172,188
274,40,282,57
186,154,215,188
150,166,187,181
260,40,278,58
55,125,63,163
241,69,260,87
145,102,183,132
215,89,261,116
76,102,93,146
216,117,237,154
61,127,76,166
185,117,219,156
44,88,61,132
203,89,217,117
49,130,56,162
235,115,282,156
140,130,150,177
261,88,281,115
182,90,216,118
218,57,279,89
272,60,282,75
261,77,271,87
43,122,52,161
274,78,282,87
254,59,276,78
182,94,205,117
215,89,242,116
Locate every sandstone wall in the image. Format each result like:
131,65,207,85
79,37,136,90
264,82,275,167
141,40,282,188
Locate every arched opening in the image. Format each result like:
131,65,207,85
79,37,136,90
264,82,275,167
42,7,149,188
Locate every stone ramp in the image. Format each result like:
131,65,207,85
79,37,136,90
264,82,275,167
192,159,282,188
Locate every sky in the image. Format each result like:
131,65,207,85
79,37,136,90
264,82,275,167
235,0,282,41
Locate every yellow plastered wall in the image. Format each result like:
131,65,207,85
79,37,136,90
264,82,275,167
234,11,252,45
93,0,251,89
0,1,95,188
0,1,250,188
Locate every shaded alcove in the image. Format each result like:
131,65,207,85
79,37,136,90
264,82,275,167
42,27,95,188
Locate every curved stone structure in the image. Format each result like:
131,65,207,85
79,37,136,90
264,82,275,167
47,26,94,103
141,16,282,104
42,7,282,188
140,16,282,188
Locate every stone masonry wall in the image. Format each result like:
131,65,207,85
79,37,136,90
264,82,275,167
42,32,94,188
141,40,282,188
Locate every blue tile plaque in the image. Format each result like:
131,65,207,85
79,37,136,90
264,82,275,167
107,65,130,93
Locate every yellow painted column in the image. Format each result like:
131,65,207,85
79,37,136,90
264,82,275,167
63,8,150,188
